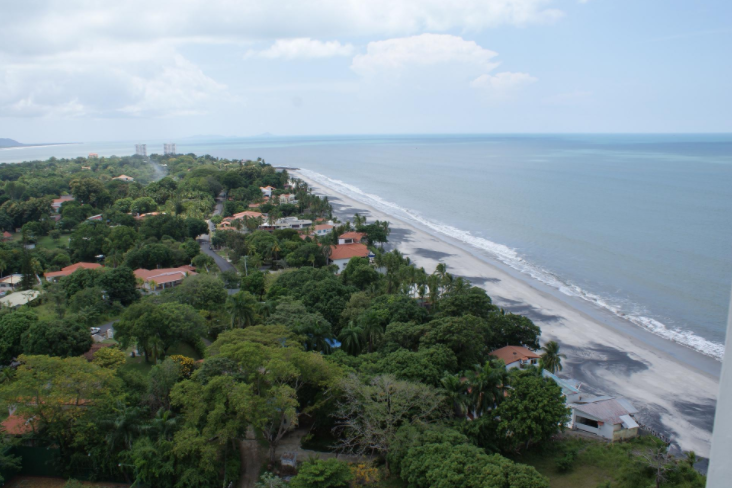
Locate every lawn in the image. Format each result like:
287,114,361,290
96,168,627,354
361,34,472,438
34,235,70,250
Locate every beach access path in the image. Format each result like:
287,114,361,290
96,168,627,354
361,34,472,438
294,171,721,458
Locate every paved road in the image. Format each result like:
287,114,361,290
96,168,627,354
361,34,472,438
198,191,236,273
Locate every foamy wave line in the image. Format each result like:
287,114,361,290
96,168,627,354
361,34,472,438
298,168,725,361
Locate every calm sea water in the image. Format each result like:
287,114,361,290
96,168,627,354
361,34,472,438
3,134,731,359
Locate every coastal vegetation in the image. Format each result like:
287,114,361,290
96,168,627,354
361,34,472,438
0,153,706,487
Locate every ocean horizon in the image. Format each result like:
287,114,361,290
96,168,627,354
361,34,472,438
3,133,731,360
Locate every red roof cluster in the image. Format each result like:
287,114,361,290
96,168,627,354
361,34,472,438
44,262,102,279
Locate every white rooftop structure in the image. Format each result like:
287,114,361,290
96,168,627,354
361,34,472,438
0,290,41,308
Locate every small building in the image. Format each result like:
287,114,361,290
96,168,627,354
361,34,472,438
134,211,164,221
113,175,134,182
260,186,276,198
338,232,366,245
0,274,24,292
328,243,371,272
88,153,99,158
260,217,313,231
134,266,197,291
81,166,92,170
1,231,12,241
569,397,639,441
312,224,335,237
51,195,75,213
489,345,541,369
44,262,103,282
278,193,296,204
542,370,583,404
87,214,103,221
1,412,35,436
0,290,41,308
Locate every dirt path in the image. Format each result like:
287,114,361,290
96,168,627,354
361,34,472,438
239,428,262,488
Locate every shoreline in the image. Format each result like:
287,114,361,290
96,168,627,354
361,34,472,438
294,170,720,457
0,143,80,151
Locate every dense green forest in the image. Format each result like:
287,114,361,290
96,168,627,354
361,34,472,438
0,153,704,488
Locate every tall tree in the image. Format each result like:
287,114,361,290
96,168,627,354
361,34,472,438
539,340,566,374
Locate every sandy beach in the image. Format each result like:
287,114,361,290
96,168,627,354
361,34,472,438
294,170,721,458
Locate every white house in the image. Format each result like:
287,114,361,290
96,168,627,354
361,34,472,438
260,186,276,198
337,232,366,245
0,290,40,308
312,224,335,237
260,217,312,231
0,274,23,292
569,396,639,441
489,345,541,370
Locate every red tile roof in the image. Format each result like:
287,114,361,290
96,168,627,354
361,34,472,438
313,224,334,231
489,346,540,365
44,262,102,279
2,231,12,238
134,267,197,285
329,243,370,261
339,232,366,241
1,414,34,435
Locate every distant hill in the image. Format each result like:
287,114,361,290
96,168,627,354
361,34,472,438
0,138,23,148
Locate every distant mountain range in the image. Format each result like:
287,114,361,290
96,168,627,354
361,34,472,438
0,138,76,149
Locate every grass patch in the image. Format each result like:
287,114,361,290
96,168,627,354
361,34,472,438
35,235,70,250
119,354,154,376
167,341,202,360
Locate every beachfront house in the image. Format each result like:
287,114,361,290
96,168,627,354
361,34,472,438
134,266,196,291
312,223,335,237
44,262,103,282
489,345,541,369
338,232,366,245
569,396,640,441
278,193,296,204
328,243,371,272
259,216,313,231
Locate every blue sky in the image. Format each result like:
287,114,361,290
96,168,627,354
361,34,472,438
0,0,730,142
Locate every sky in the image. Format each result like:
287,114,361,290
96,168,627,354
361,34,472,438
0,0,730,142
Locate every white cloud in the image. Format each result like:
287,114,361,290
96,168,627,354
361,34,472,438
351,34,499,77
0,44,227,118
245,38,354,60
0,1,564,57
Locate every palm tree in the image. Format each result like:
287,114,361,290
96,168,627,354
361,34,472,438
268,241,282,261
441,373,469,418
100,403,144,451
226,291,258,328
465,359,509,416
540,341,566,374
338,323,364,356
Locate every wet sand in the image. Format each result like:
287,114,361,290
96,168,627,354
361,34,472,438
296,171,721,457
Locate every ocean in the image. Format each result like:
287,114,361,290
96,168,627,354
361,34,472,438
3,134,731,359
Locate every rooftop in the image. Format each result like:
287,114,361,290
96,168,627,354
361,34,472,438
134,267,197,285
44,262,102,279
0,290,41,308
489,345,540,364
339,231,366,241
570,397,638,425
329,243,370,261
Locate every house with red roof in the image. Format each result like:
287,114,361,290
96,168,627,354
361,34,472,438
328,243,371,272
1,231,12,241
134,266,196,291
51,195,75,213
489,345,540,370
44,262,103,282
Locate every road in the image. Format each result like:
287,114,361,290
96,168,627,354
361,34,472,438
198,192,236,273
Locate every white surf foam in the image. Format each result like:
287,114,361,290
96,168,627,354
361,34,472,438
298,168,726,361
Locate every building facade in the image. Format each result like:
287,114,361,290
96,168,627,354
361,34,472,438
135,144,147,157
